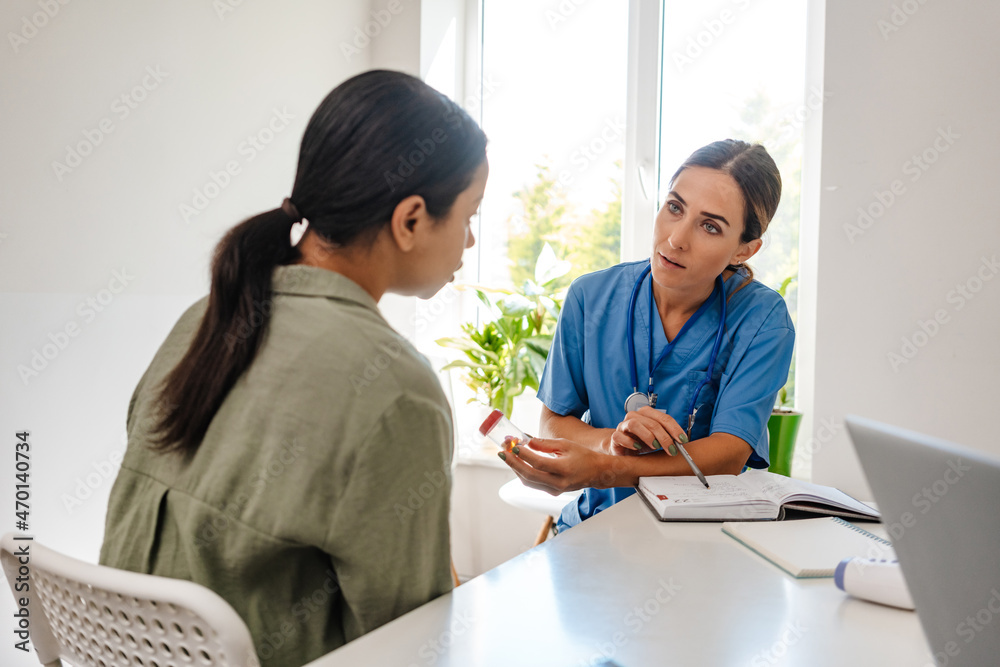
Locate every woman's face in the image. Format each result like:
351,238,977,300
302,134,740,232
414,159,488,298
650,166,759,295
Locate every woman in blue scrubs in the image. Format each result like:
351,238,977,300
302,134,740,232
500,139,794,530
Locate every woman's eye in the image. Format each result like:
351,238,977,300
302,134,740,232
667,201,681,214
701,221,720,235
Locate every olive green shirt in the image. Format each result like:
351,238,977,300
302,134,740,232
100,265,454,667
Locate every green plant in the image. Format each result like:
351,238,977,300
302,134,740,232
774,274,797,412
436,244,570,418
507,159,622,289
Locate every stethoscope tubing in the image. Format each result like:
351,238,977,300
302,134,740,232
625,262,728,422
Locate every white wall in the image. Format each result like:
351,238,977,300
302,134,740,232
803,0,1000,496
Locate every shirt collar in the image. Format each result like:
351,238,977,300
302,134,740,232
271,264,380,312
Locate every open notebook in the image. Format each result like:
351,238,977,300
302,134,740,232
722,516,895,578
636,469,878,521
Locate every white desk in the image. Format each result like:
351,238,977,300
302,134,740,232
308,495,932,666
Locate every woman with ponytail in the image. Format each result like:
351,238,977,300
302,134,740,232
100,70,488,667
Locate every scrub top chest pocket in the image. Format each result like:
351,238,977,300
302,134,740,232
685,368,719,440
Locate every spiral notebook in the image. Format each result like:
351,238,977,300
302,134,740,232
722,516,895,578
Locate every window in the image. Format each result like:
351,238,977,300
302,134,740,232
418,0,808,456
418,0,630,457
477,0,628,292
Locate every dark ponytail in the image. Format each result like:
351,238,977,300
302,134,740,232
150,208,301,453
151,70,487,454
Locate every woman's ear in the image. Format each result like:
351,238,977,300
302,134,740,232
732,238,763,265
389,195,430,252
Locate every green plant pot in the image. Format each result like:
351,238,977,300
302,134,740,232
766,411,802,477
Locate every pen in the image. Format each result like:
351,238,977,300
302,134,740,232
686,408,698,440
673,439,710,489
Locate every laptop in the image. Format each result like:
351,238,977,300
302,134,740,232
845,416,1000,667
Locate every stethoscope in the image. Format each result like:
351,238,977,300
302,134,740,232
624,263,727,438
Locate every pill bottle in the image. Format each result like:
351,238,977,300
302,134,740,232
478,409,528,452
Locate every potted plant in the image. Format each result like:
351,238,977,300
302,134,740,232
436,244,570,420
766,274,801,477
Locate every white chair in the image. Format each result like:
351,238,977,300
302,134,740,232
1,533,260,667
498,479,583,546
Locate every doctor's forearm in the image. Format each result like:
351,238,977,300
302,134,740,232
539,406,614,452
609,433,752,487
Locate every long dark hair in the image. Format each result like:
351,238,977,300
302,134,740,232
669,139,781,294
152,70,488,454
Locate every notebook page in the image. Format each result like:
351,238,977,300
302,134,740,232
638,474,771,508
737,470,877,516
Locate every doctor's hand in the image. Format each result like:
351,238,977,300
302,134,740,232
499,437,630,494
610,406,686,456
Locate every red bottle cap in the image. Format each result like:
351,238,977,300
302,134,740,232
478,409,504,436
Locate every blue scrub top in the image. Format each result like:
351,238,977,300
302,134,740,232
537,260,795,530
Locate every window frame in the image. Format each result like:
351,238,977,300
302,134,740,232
622,0,664,263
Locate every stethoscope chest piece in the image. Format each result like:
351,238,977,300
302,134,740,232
624,391,653,413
